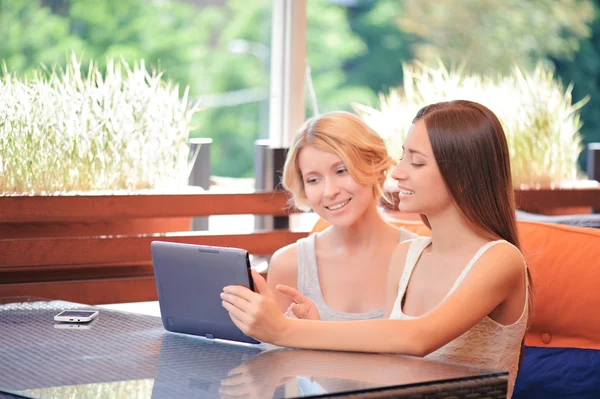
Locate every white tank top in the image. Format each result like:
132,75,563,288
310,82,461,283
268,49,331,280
389,237,529,398
297,228,418,321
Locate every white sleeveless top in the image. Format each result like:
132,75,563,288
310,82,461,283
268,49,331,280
297,228,418,321
389,237,529,398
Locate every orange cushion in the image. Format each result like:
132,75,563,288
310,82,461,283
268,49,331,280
518,221,600,349
310,215,600,350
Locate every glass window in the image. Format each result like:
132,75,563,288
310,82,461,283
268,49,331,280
0,0,272,180
306,0,597,179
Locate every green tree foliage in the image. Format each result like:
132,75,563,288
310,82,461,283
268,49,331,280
189,0,369,176
398,0,595,75
305,0,371,112
1,0,223,89
0,0,82,72
64,0,224,91
3,0,598,178
0,0,371,178
344,0,414,100
552,0,600,172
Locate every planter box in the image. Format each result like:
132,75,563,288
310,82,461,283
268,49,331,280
513,181,600,215
0,188,207,239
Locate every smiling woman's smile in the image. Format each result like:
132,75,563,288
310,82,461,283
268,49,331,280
325,198,351,210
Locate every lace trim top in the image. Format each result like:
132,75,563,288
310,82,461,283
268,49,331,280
389,237,529,398
297,228,418,321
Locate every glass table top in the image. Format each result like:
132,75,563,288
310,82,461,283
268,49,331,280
0,298,507,398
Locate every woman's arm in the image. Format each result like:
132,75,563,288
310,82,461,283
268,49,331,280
223,243,525,356
225,348,454,388
266,243,299,313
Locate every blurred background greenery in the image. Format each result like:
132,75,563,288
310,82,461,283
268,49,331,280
1,0,598,179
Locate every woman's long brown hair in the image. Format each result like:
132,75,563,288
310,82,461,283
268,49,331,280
413,100,532,367
414,100,520,249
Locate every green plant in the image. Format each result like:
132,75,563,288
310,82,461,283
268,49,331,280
353,62,588,187
397,0,595,75
0,55,199,194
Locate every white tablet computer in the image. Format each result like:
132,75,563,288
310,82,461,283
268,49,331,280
150,241,259,344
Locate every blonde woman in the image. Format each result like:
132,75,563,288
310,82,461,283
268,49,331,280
267,111,418,321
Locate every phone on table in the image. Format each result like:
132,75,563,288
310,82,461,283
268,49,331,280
54,310,99,323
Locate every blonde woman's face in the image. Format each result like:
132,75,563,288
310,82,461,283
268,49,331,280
298,146,375,227
390,120,452,214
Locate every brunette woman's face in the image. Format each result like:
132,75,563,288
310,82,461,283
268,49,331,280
390,120,452,214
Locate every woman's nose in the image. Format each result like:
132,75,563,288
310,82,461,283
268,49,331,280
323,178,341,197
391,162,407,181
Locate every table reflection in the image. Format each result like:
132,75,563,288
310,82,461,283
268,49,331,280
152,333,503,399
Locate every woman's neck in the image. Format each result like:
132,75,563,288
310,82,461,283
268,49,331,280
426,205,491,255
327,204,395,251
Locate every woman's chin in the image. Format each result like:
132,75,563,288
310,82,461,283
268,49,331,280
397,204,423,216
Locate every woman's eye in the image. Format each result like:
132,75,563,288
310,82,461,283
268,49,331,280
336,168,347,175
306,178,318,184
411,163,424,168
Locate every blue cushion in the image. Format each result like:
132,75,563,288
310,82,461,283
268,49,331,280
513,346,600,399
516,210,600,229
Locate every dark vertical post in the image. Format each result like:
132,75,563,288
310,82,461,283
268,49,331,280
587,143,600,213
254,140,270,231
254,140,289,230
272,147,289,229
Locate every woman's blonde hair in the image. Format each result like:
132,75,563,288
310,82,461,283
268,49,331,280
282,111,395,211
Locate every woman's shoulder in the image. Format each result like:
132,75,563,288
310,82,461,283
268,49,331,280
479,240,525,268
267,242,300,284
469,240,527,288
388,236,431,273
271,241,300,267
392,239,414,257
396,226,421,242
389,239,418,269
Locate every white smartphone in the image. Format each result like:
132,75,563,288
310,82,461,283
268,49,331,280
54,310,99,323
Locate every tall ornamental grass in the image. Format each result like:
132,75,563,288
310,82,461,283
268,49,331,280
0,55,199,194
354,62,588,187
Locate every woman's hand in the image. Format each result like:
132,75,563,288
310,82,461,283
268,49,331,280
219,350,293,399
277,285,321,321
221,270,290,345
219,362,287,399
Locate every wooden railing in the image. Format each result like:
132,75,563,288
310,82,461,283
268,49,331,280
0,191,307,304
1,185,598,305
